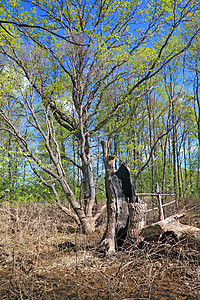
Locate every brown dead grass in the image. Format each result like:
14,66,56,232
0,200,200,299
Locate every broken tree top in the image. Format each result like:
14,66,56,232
111,163,138,204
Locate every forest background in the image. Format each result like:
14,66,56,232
0,0,200,233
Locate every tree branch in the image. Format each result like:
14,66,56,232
134,121,179,184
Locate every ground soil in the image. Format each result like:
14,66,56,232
0,200,199,299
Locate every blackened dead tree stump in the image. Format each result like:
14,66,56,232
99,140,145,254
99,144,200,253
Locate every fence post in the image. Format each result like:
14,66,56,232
156,183,164,221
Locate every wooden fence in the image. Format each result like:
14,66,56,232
137,183,176,221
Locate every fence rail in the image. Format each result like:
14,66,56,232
137,193,175,196
136,184,176,220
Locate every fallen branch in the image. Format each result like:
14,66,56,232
140,213,200,249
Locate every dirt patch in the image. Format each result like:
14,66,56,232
0,201,199,299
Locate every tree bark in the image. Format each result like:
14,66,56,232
128,202,147,241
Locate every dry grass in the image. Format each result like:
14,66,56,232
0,201,200,299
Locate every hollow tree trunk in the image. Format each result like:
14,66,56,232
100,140,141,254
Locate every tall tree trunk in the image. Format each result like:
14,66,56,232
72,136,76,194
176,140,182,197
172,100,177,198
8,132,14,201
188,137,193,192
194,58,200,193
162,101,172,194
79,128,96,218
183,138,188,195
146,92,155,193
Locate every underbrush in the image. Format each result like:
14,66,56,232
0,201,199,299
